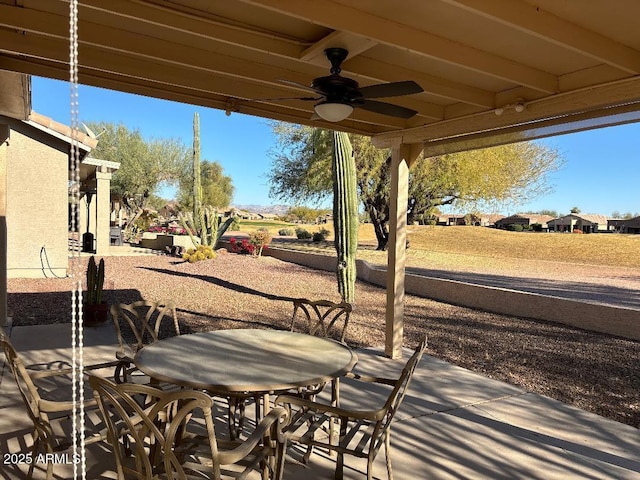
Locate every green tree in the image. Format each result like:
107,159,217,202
268,123,564,250
283,206,329,224
86,121,188,220
177,160,234,210
570,206,581,214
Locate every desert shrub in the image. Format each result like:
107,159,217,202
228,217,241,231
249,228,271,257
278,228,294,236
507,223,524,232
312,227,331,242
531,223,543,232
295,227,312,240
182,244,216,263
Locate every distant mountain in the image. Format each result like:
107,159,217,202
231,204,290,216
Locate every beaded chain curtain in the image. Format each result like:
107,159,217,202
68,0,87,478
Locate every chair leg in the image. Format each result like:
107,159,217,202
27,431,40,479
274,439,287,480
228,398,239,441
335,451,345,480
385,430,393,480
367,455,374,480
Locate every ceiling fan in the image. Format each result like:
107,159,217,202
253,48,424,122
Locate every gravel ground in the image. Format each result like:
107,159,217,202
7,252,640,429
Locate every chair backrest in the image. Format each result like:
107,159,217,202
379,337,427,435
89,375,218,480
0,335,56,447
111,300,179,358
291,299,352,343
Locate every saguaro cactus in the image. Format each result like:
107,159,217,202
193,112,205,244
332,131,358,303
179,112,234,251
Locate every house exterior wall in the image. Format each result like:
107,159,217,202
6,123,68,278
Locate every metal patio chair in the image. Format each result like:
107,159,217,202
275,337,427,480
110,300,180,384
290,298,353,403
290,298,352,344
89,375,289,480
0,333,108,480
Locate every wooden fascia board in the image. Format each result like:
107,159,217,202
372,76,640,147
420,101,640,156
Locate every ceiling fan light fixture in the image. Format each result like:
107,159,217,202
314,102,353,122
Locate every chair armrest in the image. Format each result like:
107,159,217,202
217,407,289,465
344,372,396,386
39,396,98,413
28,360,120,379
275,394,386,422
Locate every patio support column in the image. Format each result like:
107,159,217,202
385,141,421,358
0,127,7,327
95,168,112,255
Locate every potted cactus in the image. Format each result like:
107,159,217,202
83,256,108,326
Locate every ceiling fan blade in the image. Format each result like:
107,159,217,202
357,99,419,119
358,80,423,99
277,79,325,95
245,96,319,102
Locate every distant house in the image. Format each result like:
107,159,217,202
436,214,466,226
436,213,503,227
609,216,640,234
1,111,119,278
494,214,554,230
547,214,609,233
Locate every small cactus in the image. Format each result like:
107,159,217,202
86,256,105,305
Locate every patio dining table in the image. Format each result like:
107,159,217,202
134,328,358,413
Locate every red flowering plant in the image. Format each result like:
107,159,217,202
148,225,190,235
229,237,256,255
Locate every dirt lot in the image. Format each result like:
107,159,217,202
7,252,640,429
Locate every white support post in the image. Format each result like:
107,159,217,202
385,142,422,358
95,169,112,255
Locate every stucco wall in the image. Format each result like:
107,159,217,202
6,122,68,278
235,244,640,341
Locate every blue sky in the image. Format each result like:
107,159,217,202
32,76,639,216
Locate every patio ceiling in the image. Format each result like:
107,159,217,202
1,0,640,150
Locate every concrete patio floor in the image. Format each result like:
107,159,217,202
1,322,638,479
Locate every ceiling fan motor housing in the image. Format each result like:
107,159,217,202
311,75,362,104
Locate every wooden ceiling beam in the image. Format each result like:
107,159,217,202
0,55,390,136
442,0,640,74
240,0,558,93
372,76,640,146
299,31,377,64
343,56,495,108
68,0,497,106
0,3,442,121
